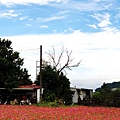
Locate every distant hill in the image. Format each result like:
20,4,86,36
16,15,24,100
95,81,120,92
107,81,120,89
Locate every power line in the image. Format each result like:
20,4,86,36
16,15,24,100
16,48,40,52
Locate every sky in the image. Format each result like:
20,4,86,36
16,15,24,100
0,0,120,90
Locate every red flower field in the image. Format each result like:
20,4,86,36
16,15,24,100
0,105,120,120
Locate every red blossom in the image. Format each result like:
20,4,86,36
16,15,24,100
0,105,120,120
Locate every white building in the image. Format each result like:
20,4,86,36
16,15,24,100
70,87,93,104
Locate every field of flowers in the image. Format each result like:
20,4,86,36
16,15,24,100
0,105,120,120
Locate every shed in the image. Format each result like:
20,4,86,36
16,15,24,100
0,84,42,104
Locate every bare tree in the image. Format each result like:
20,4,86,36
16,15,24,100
46,46,81,74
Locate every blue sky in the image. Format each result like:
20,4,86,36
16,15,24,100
1,0,120,90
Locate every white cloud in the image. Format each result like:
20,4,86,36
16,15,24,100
0,10,19,18
91,13,112,31
9,10,14,13
40,25,48,28
53,30,57,33
102,27,119,32
19,16,28,20
68,28,74,32
91,0,113,2
42,16,66,22
87,24,98,29
92,0,101,2
55,1,114,12
0,0,66,6
98,13,111,27
98,20,111,27
36,15,66,22
2,29,120,90
64,30,68,32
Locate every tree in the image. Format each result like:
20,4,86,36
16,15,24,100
35,46,80,104
0,38,31,92
98,83,112,100
95,81,120,92
111,89,120,107
93,92,102,100
35,65,72,104
18,68,32,85
94,82,112,106
92,92,103,106
112,89,120,99
46,46,81,74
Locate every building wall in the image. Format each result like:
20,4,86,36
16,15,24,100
72,90,78,103
90,90,93,99
37,89,40,103
81,91,86,99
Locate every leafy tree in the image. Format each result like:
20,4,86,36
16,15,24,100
93,92,102,100
0,38,31,91
106,82,120,89
112,89,120,99
112,89,120,107
18,68,32,85
35,65,72,104
35,46,80,104
95,81,120,91
98,83,112,100
95,82,120,107
94,83,112,106
92,92,103,106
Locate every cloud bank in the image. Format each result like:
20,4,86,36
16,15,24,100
0,0,67,6
2,29,120,90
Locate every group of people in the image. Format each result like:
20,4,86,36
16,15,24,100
20,99,31,105
0,97,31,105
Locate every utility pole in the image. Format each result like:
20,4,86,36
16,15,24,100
40,45,42,103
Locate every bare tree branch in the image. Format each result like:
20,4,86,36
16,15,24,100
46,46,81,74
56,46,64,67
46,46,56,68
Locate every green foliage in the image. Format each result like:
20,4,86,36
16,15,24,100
37,101,59,107
107,82,120,89
0,38,32,91
115,100,120,107
93,92,102,99
18,68,32,85
93,83,120,107
95,81,120,92
112,89,120,98
111,89,120,107
37,99,65,107
43,89,56,102
98,83,112,100
35,65,72,105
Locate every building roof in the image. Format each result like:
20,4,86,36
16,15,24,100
70,87,93,91
0,84,40,91
19,85,40,89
